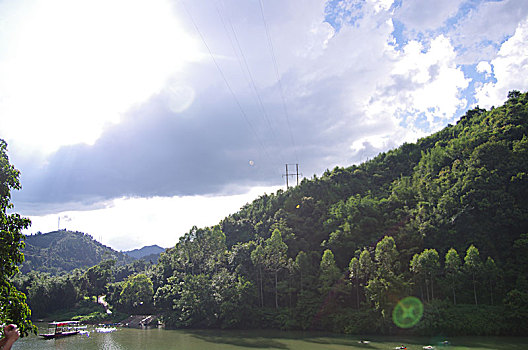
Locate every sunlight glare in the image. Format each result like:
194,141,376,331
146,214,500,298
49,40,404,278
0,0,199,154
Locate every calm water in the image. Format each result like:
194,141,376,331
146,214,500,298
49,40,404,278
13,324,528,350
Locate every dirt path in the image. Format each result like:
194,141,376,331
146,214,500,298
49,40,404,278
97,295,112,314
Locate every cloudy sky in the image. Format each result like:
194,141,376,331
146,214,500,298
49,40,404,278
1,0,527,251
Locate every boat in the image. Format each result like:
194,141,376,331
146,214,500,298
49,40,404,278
39,321,81,339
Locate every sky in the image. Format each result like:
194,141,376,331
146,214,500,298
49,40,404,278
1,0,528,251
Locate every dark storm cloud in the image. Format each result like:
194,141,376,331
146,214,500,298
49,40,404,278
14,97,271,206
12,75,346,214
14,0,475,215
13,65,381,216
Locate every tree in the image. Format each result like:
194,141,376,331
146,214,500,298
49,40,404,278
174,274,217,327
410,248,439,301
82,259,115,296
375,236,398,276
295,251,309,292
366,236,406,327
444,248,461,305
358,249,375,281
319,249,341,296
410,253,425,300
263,229,288,309
485,256,499,305
464,245,481,305
119,273,154,314
250,244,265,307
349,257,360,308
0,140,35,336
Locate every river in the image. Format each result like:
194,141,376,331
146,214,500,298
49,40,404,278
13,324,528,349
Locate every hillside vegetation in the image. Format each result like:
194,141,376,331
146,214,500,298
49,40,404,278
17,91,528,335
21,230,134,274
151,91,528,334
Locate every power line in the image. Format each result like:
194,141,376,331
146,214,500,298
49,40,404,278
216,0,286,165
258,0,299,164
181,1,273,163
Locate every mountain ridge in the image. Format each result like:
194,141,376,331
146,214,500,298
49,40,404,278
22,230,134,274
123,244,165,263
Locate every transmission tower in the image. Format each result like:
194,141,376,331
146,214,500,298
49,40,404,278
282,164,302,188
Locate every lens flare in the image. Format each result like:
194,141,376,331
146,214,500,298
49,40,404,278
392,296,423,328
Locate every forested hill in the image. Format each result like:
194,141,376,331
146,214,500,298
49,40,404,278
219,91,528,270
21,230,134,274
124,245,165,259
124,245,165,263
151,91,528,334
17,92,528,335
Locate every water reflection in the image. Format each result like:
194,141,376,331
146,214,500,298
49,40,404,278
12,325,528,350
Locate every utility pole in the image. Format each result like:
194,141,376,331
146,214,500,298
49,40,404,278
283,164,302,189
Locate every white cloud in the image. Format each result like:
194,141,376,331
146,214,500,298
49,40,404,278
396,0,463,32
475,18,528,108
25,185,281,250
365,35,469,137
368,0,394,13
476,61,493,78
0,0,199,155
450,0,528,63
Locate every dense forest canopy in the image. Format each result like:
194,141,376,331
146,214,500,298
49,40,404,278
9,91,528,335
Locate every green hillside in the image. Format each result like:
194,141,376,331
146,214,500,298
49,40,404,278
15,91,528,335
150,91,528,334
21,230,134,274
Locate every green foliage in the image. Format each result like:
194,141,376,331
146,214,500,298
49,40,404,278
0,139,36,336
415,300,512,336
82,259,116,296
319,249,341,296
410,248,440,301
21,230,134,274
119,273,154,314
444,248,461,305
464,244,481,305
26,273,80,318
17,91,528,335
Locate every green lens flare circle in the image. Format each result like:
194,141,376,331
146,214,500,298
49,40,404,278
392,296,424,328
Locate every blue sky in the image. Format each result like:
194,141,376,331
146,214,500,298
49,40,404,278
1,0,527,250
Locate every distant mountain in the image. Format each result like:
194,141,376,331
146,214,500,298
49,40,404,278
123,245,165,263
21,230,134,274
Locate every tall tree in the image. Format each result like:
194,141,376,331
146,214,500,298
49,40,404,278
263,229,288,309
250,244,265,307
366,236,405,326
485,256,499,305
349,257,360,308
375,236,398,276
319,249,341,296
445,248,461,305
410,249,439,301
0,140,35,336
464,245,482,305
358,249,375,282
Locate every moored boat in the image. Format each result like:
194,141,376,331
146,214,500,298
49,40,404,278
39,321,81,339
